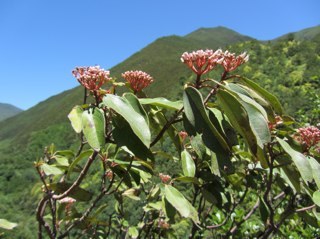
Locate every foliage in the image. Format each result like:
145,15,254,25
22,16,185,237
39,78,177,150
0,26,319,238
32,48,320,239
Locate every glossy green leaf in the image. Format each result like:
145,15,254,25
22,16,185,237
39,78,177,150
164,185,199,224
183,87,230,152
313,191,320,207
41,163,64,176
139,97,183,110
103,94,151,147
259,197,269,223
279,165,301,193
236,77,283,116
277,137,312,184
237,93,271,148
112,114,154,160
82,108,105,151
122,188,140,201
48,182,92,201
0,219,18,230
124,93,149,125
181,150,196,177
68,105,84,133
217,89,257,155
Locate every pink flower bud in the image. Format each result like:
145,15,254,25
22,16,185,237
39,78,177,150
122,70,154,93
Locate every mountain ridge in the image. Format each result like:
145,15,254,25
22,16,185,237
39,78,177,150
0,103,23,122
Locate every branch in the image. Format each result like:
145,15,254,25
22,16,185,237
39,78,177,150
53,150,99,200
150,108,183,147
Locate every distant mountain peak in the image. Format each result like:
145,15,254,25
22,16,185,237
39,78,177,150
0,103,23,122
185,26,254,49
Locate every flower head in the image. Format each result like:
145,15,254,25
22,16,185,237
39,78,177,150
221,51,249,72
181,49,223,76
296,126,320,152
122,70,154,93
72,66,111,91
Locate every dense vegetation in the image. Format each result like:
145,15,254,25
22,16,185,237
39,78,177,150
0,26,319,238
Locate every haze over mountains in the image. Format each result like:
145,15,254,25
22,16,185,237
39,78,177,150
0,25,319,237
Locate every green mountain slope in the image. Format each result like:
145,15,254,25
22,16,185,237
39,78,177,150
0,103,23,122
0,26,319,238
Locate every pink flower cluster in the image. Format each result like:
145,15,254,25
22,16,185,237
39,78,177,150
72,66,111,91
221,51,249,72
181,49,223,76
297,126,320,150
122,70,154,93
181,49,249,75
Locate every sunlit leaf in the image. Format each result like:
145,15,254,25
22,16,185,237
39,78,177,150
139,97,183,110
103,94,151,147
82,108,105,150
277,137,312,184
68,105,84,133
181,150,196,177
313,191,320,207
67,150,93,178
0,219,18,230
164,185,199,224
41,163,64,176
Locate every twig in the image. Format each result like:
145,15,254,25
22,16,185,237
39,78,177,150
53,150,98,200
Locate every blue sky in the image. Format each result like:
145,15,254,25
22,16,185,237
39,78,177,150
0,0,319,110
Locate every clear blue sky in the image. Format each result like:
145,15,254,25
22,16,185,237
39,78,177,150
0,0,319,110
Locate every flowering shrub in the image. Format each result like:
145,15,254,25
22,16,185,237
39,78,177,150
35,48,320,238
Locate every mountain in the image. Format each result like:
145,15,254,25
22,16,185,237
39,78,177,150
0,103,23,122
0,26,254,143
275,25,320,41
0,25,319,238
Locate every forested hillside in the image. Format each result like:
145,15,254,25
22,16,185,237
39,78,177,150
0,25,319,238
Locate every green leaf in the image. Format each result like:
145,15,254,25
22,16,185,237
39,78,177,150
235,77,283,116
54,156,69,166
103,94,151,147
127,226,139,239
68,106,84,133
48,182,92,201
277,137,312,184
307,156,320,189
313,191,320,207
259,197,269,223
124,93,149,125
122,188,140,201
82,108,105,150
139,97,183,110
41,163,64,176
164,185,199,224
173,176,200,184
181,150,196,177
237,93,271,148
112,114,154,161
67,150,93,178
0,219,18,230
183,87,230,152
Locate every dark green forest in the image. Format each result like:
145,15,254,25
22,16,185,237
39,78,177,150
0,26,319,238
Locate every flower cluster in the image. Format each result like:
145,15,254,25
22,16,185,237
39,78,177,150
221,51,249,72
181,49,249,75
159,173,171,184
296,126,320,151
122,70,154,93
181,49,223,76
72,66,111,92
